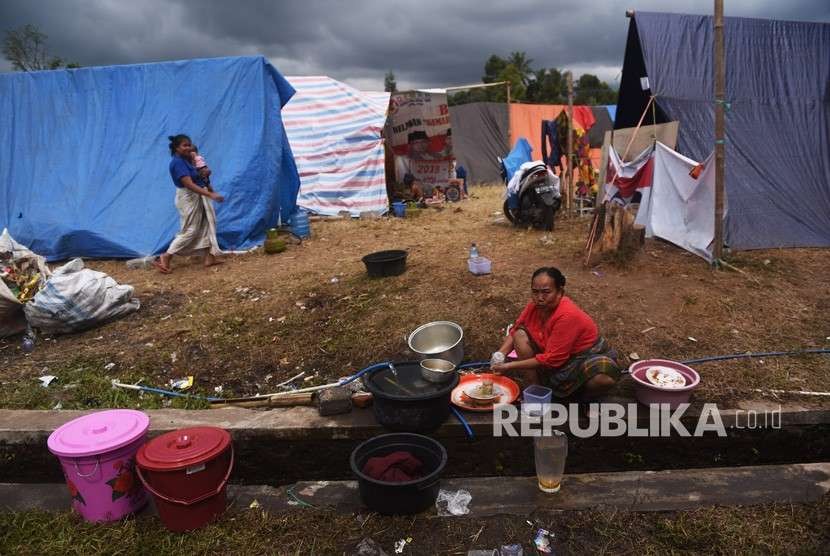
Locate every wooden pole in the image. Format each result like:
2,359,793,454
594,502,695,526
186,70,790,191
621,95,654,161
566,71,574,215
506,81,512,147
713,0,725,262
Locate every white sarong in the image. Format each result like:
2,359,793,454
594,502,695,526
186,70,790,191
167,188,221,256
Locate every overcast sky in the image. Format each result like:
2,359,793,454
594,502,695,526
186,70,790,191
1,1,827,90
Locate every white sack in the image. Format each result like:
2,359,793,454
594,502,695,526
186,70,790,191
24,258,140,334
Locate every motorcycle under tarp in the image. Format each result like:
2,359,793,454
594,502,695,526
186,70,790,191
503,162,561,231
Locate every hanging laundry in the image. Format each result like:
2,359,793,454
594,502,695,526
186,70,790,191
604,144,656,200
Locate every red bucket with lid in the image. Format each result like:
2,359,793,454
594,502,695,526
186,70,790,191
136,426,233,532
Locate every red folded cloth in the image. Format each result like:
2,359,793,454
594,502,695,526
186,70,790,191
362,451,424,482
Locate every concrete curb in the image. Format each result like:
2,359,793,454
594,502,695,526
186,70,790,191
3,463,829,516
2,399,828,444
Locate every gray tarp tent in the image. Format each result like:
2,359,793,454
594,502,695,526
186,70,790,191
451,103,612,184
616,12,830,249
449,102,509,183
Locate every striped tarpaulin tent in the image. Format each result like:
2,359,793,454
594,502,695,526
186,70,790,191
284,76,390,216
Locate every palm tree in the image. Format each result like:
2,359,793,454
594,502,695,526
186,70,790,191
507,51,534,87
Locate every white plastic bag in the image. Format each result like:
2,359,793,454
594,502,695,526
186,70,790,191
24,258,139,334
0,229,51,337
435,488,472,516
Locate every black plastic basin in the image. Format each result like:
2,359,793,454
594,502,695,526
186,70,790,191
350,433,447,515
362,250,407,277
363,362,459,433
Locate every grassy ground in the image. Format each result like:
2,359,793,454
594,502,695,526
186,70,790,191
1,185,828,409
1,495,828,555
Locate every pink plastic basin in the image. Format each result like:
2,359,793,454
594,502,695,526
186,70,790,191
629,359,700,409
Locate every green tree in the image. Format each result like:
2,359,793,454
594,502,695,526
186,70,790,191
495,64,526,102
574,73,617,105
526,68,567,104
506,51,534,86
471,54,617,106
448,87,490,106
383,70,397,93
2,24,79,71
482,54,507,84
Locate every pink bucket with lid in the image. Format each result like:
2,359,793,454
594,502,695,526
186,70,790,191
47,409,150,522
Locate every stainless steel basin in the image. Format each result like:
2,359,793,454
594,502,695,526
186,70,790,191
407,321,464,366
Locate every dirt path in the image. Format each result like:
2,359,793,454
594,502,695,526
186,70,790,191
1,186,828,409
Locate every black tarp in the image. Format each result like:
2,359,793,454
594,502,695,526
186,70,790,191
615,17,669,130
449,102,509,183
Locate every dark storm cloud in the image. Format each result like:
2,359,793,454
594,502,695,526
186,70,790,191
2,0,828,89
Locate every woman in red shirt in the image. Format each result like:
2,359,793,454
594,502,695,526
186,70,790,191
491,267,620,400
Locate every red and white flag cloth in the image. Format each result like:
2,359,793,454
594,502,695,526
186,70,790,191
604,144,655,200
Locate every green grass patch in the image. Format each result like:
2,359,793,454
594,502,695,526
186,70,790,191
1,496,828,555
0,356,210,410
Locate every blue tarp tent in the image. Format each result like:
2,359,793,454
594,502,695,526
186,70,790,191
0,55,300,260
615,13,830,250
501,138,533,182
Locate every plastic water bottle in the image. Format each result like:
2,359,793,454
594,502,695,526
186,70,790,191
290,209,311,239
126,256,155,270
469,242,479,258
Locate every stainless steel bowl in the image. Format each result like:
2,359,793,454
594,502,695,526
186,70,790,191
420,358,457,383
407,321,464,366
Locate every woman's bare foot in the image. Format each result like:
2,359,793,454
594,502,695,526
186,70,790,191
154,254,172,274
204,253,224,267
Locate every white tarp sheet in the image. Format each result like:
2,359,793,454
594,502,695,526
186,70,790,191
638,142,718,262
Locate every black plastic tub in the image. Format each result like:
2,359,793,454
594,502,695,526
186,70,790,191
363,362,459,433
362,250,407,277
350,433,447,515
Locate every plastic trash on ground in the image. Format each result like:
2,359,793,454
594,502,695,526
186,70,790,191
169,376,194,391
435,488,472,516
534,529,553,553
394,537,412,553
355,537,388,556
0,229,51,338
468,256,492,275
125,256,155,270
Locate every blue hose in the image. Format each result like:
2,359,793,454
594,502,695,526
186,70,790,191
461,349,830,370
122,384,221,402
338,361,391,385
122,361,392,403
458,361,490,370
680,348,830,365
451,406,475,440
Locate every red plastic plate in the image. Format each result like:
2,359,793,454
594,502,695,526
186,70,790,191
451,373,520,412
